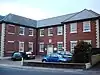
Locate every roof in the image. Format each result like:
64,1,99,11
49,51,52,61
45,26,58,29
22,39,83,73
63,9,100,22
1,14,37,27
0,9,99,28
37,12,78,27
0,15,5,21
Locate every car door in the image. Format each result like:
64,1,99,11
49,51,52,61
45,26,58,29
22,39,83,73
51,54,59,62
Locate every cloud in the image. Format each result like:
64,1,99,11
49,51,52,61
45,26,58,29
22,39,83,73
0,3,55,20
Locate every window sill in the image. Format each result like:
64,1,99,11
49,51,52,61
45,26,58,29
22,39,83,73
29,35,33,36
48,34,53,36
8,32,15,34
40,35,44,37
70,31,77,34
19,34,24,35
83,30,91,32
39,51,44,52
57,34,63,35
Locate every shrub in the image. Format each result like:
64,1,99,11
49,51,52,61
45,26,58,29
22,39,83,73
72,41,92,63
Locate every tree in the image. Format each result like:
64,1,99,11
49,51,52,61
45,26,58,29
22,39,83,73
72,41,92,63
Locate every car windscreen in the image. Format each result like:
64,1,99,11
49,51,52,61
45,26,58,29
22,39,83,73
13,53,21,57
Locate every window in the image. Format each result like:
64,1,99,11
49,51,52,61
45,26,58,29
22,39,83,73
40,29,44,36
39,42,44,52
84,40,91,44
8,25,15,34
70,23,77,33
19,42,24,52
19,27,25,35
57,26,63,35
29,28,33,36
70,41,77,53
7,41,15,52
57,42,63,50
28,42,33,52
48,28,53,36
83,21,91,32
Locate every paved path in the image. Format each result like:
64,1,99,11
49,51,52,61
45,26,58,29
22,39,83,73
0,59,21,66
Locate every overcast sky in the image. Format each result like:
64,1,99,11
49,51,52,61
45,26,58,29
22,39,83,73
0,0,99,20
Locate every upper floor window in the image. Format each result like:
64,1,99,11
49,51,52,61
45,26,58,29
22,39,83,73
19,27,25,35
48,28,53,36
40,29,44,36
29,28,33,36
83,21,91,32
8,25,15,34
57,26,63,35
70,23,77,33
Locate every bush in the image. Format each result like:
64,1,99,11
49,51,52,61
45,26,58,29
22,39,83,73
72,41,92,63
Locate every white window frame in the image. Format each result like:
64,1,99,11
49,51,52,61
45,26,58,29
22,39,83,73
57,26,63,35
40,29,44,36
70,41,77,53
19,42,24,52
8,25,15,34
39,42,44,52
84,40,91,44
19,27,25,35
57,42,63,50
70,23,77,33
29,28,34,36
28,42,33,52
48,28,53,36
83,21,91,32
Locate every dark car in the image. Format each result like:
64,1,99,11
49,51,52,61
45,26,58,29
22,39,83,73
26,52,35,59
11,52,28,61
42,53,68,62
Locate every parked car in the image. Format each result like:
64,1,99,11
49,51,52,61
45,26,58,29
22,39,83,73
11,52,24,61
11,51,35,61
42,53,69,62
57,51,73,62
26,52,35,59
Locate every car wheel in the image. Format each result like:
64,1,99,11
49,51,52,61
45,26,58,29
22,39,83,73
42,59,46,62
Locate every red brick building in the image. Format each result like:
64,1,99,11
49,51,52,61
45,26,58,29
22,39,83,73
0,9,100,57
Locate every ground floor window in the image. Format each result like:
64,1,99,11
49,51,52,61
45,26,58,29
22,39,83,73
83,40,91,44
70,41,77,53
19,42,24,52
28,42,33,52
39,42,44,52
57,42,63,51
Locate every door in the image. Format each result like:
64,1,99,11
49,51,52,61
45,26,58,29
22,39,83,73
47,44,53,55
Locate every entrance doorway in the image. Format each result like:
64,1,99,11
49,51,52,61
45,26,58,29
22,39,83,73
47,44,53,55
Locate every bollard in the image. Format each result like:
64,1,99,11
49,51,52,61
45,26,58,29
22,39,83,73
21,57,24,66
